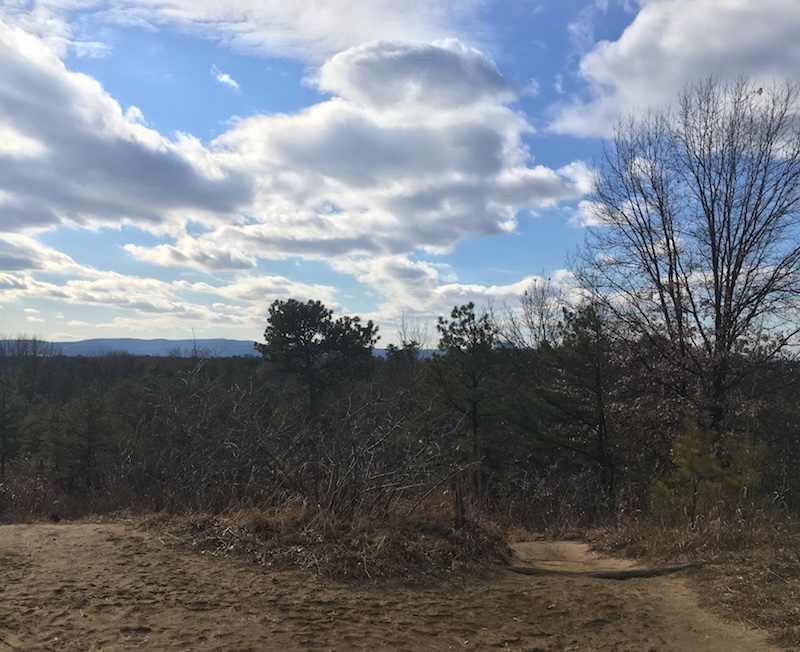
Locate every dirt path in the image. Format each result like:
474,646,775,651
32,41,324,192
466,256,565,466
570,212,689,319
0,521,781,651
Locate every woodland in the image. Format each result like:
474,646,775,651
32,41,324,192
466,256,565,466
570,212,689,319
0,290,797,532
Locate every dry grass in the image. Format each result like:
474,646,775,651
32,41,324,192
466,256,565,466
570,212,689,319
585,512,800,649
144,497,511,583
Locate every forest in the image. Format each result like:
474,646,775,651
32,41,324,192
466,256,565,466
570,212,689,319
0,291,797,531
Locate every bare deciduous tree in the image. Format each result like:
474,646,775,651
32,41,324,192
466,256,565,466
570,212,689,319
501,275,566,351
575,77,800,434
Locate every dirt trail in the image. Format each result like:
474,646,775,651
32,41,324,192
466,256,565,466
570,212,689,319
0,521,781,651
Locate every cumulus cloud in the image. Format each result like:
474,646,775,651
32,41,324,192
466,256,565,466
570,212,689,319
0,234,88,274
0,20,250,234
124,238,256,270
552,0,800,136
315,39,515,110
199,39,586,266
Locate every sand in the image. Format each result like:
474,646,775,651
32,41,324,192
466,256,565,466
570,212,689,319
0,521,781,651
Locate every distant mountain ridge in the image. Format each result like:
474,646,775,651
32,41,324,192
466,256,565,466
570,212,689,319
34,339,433,358
52,338,258,357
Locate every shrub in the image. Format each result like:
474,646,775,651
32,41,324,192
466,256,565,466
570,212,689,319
650,410,766,526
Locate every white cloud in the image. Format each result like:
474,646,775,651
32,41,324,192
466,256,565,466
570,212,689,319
569,199,604,228
327,252,579,339
124,238,256,270
1,0,484,62
109,38,588,281
315,39,515,111
124,105,146,124
552,0,800,136
0,260,341,338
0,2,75,56
20,29,590,325
200,275,340,308
0,19,249,233
331,254,450,311
0,234,89,274
201,39,586,266
211,64,239,89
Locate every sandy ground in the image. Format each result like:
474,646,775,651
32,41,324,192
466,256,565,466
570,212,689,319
0,521,782,652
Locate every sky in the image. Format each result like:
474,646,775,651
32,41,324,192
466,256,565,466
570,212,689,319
2,0,800,347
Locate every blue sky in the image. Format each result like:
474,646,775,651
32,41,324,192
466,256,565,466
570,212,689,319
1,0,799,346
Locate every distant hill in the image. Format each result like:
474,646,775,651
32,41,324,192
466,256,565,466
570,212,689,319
53,338,258,358
32,339,436,358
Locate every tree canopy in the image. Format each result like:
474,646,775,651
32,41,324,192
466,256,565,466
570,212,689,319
255,299,379,415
